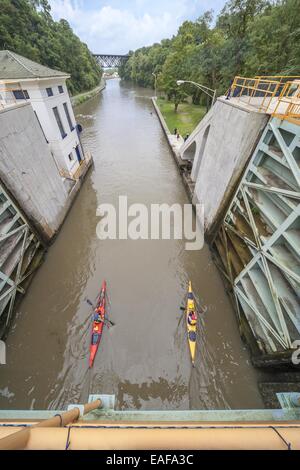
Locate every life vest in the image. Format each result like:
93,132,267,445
94,313,101,323
188,312,197,326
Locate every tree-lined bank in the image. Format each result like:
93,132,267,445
119,0,300,109
0,0,101,95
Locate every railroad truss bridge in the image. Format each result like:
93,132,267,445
93,54,129,68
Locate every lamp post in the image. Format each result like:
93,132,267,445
176,80,217,108
152,72,157,99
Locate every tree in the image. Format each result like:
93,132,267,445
244,0,300,75
0,0,102,94
119,0,300,103
217,0,269,39
158,52,187,112
216,0,270,76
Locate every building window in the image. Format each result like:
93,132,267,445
63,102,74,131
53,107,67,139
58,85,64,94
75,144,82,163
68,152,74,161
46,87,54,97
13,89,29,100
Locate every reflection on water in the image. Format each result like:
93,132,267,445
0,79,265,411
117,378,188,410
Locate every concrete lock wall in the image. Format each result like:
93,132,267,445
180,98,269,234
0,103,70,240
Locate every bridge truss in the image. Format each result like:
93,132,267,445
0,182,45,339
212,117,300,365
93,54,129,68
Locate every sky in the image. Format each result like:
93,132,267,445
48,0,227,54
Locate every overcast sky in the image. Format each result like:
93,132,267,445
48,0,227,54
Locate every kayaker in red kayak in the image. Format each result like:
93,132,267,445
93,311,103,323
89,280,107,368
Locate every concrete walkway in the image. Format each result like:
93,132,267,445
169,133,185,153
151,97,186,168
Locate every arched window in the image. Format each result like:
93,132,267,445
182,140,196,161
191,125,210,182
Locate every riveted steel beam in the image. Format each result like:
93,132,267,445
213,117,300,362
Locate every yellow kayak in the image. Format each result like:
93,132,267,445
186,281,198,366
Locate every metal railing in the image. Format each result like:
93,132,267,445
272,80,300,125
255,75,300,86
0,398,102,450
228,75,300,124
0,83,30,109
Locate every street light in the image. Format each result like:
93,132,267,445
152,72,157,99
176,80,217,107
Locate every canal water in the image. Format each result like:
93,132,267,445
0,79,265,411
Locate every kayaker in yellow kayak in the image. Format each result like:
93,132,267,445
186,282,198,366
188,311,197,326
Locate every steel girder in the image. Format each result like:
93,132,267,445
93,54,129,68
213,117,300,356
0,183,45,338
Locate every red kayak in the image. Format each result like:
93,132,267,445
89,280,107,368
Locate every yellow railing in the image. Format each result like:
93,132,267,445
255,75,300,83
272,80,300,124
228,75,300,124
229,76,280,111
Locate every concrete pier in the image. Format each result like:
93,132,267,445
151,97,185,169
0,102,92,340
179,97,269,235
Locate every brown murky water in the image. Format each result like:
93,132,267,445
0,79,265,411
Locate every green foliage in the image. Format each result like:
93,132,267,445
119,0,300,107
0,0,102,95
245,0,300,75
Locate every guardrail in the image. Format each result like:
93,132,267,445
0,398,102,450
228,75,300,124
272,80,300,125
255,75,300,85
230,76,280,111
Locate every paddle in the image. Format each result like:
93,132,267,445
85,298,115,327
105,291,112,306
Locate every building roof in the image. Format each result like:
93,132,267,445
0,50,69,81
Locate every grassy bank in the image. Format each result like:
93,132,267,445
156,98,207,136
71,79,106,107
